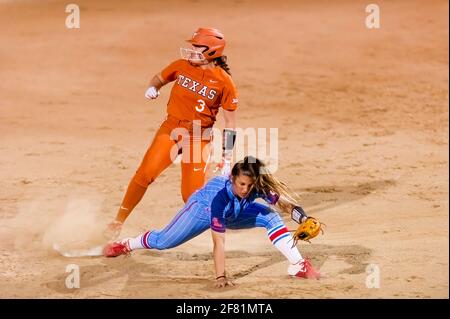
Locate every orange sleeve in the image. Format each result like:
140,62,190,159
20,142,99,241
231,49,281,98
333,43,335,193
160,59,184,82
221,76,238,111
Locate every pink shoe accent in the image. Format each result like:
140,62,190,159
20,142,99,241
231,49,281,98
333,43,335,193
103,239,131,257
294,259,321,279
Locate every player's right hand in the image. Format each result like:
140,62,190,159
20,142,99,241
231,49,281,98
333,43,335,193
145,86,160,99
103,221,123,241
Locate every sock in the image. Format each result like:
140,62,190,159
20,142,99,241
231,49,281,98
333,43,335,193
128,231,152,250
116,179,148,223
268,225,303,265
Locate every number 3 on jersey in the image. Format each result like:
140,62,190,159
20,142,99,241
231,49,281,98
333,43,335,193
195,99,206,113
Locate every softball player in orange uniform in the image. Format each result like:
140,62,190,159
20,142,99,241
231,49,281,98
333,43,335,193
105,28,238,239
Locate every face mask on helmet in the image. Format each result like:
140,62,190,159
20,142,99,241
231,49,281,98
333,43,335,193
187,27,226,61
180,46,207,64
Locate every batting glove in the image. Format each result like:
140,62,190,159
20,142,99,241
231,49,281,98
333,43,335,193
145,86,160,99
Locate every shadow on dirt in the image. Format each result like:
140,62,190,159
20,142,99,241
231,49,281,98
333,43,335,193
44,243,371,294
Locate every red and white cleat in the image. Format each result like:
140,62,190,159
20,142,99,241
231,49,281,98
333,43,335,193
103,239,131,257
288,259,321,279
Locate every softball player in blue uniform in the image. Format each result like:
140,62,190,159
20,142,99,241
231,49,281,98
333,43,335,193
104,156,320,287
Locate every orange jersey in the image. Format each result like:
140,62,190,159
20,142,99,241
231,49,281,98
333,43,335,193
160,59,238,128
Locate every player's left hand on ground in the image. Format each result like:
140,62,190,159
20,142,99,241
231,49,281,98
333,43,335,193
103,221,123,241
291,216,325,246
214,276,235,288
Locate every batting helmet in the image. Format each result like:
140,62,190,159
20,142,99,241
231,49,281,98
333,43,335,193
186,27,226,60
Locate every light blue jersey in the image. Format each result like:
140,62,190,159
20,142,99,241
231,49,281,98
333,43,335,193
140,176,287,250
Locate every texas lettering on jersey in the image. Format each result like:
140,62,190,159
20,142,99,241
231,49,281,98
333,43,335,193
160,59,238,127
176,74,217,100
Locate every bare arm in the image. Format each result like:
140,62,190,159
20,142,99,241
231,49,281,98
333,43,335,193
276,195,296,213
212,230,226,277
145,73,170,100
149,72,169,90
211,230,234,288
222,109,236,130
276,195,308,224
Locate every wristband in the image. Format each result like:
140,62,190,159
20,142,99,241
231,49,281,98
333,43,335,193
265,190,280,205
292,206,308,224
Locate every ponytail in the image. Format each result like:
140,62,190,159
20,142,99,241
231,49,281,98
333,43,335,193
231,156,301,215
213,55,231,76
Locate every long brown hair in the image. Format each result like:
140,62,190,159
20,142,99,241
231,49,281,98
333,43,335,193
231,156,300,215
214,55,231,75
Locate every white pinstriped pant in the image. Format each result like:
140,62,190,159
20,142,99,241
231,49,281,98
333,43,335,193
143,198,284,250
